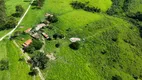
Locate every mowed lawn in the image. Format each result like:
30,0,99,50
0,41,33,80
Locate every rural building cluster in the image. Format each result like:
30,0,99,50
22,13,52,48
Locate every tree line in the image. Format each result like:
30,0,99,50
71,1,101,13
0,0,25,31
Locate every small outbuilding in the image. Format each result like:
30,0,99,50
24,28,32,33
69,38,81,42
42,32,49,39
22,39,32,47
35,23,46,31
31,32,40,39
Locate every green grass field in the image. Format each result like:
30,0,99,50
0,40,34,80
78,0,112,12
1,0,142,80
0,40,33,80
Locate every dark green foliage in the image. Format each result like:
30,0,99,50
31,52,49,69
46,15,58,23
0,16,17,31
107,0,125,15
71,1,86,9
53,33,59,39
0,0,6,25
55,43,60,48
71,1,101,13
32,0,45,7
18,57,25,61
24,45,35,54
24,39,43,53
112,75,122,80
32,39,43,50
53,33,64,39
69,42,80,50
12,5,24,17
58,34,64,39
28,69,38,76
127,12,142,21
128,18,142,38
0,59,9,71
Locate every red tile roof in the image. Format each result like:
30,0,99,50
22,39,32,47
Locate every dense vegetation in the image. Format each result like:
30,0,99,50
31,52,49,69
24,39,43,53
0,0,6,27
0,0,17,31
71,1,101,13
12,5,24,17
0,59,9,70
32,0,45,8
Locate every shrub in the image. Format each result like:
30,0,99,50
28,69,38,76
24,39,43,53
53,33,64,39
112,75,122,80
55,43,60,48
32,39,43,50
12,5,24,17
69,42,80,50
32,0,45,7
0,16,17,31
31,52,49,69
127,12,142,21
0,59,9,70
46,15,58,23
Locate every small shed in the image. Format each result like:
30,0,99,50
22,39,32,47
31,32,40,39
42,32,49,39
69,38,81,42
24,28,32,33
35,23,46,31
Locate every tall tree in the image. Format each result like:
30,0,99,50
0,0,6,26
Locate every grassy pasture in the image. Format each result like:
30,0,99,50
7,41,32,80
5,0,29,16
42,12,142,80
0,40,33,80
6,0,142,80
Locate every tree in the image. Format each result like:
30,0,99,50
69,42,80,50
12,5,24,17
24,39,43,54
28,69,38,76
58,34,64,39
53,33,64,39
0,0,6,26
31,52,49,69
3,16,17,30
32,39,43,50
55,43,60,48
46,15,58,23
0,59,9,70
112,75,122,80
32,0,45,8
53,33,59,39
